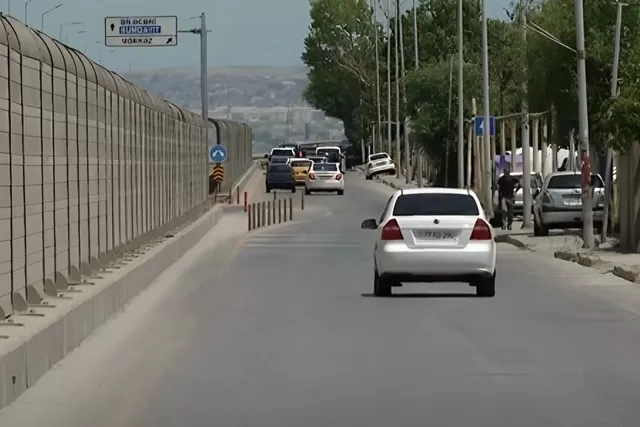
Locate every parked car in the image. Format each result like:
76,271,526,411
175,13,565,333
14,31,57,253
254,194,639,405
532,171,605,236
265,164,296,193
365,152,396,180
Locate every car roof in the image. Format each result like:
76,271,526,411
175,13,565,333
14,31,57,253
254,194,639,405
317,146,341,150
290,158,311,162
369,152,389,157
395,187,476,196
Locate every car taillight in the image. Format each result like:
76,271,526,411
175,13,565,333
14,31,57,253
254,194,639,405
470,218,492,240
308,173,316,180
542,192,551,203
335,173,342,180
381,218,403,240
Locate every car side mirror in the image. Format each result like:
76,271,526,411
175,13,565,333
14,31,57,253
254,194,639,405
361,218,377,229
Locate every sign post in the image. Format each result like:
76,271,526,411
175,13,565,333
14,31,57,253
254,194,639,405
209,145,228,193
104,16,178,47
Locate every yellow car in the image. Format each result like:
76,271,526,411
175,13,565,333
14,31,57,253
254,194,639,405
289,159,313,184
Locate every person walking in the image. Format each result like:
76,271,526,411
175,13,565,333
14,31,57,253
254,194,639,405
497,165,520,230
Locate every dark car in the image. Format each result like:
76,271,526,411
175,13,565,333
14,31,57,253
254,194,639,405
308,155,327,163
265,164,296,193
269,156,289,165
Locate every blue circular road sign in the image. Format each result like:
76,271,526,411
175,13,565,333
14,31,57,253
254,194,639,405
209,144,228,163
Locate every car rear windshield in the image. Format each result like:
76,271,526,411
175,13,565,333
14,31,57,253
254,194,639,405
392,193,480,216
370,154,388,161
271,149,293,157
268,165,291,173
312,163,339,172
547,174,604,189
290,160,311,167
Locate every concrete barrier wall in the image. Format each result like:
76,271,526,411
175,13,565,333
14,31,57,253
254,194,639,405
0,14,253,318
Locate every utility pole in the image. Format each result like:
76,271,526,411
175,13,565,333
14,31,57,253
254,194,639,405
520,1,532,228
373,1,382,155
386,0,392,155
575,0,594,248
394,0,401,178
481,0,493,216
457,0,464,188
413,0,423,187
602,1,623,242
399,5,409,183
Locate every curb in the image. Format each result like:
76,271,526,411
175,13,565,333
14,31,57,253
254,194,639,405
612,265,640,283
494,234,529,249
0,203,228,410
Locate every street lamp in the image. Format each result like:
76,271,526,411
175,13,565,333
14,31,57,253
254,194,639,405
40,3,62,32
59,21,81,40
24,0,34,25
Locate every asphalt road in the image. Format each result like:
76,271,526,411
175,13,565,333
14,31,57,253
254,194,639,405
3,172,640,426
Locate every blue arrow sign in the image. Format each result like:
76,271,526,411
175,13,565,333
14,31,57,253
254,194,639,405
474,116,496,137
208,144,227,163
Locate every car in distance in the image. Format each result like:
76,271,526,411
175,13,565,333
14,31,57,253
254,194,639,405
532,171,605,236
307,155,327,164
305,162,344,195
365,152,396,180
289,158,313,185
361,188,496,297
265,164,296,193
266,147,296,161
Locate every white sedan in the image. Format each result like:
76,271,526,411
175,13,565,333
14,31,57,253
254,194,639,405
361,188,496,297
305,162,344,195
365,152,395,180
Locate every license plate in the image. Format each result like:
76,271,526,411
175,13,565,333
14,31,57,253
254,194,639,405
320,176,332,180
565,199,581,206
375,162,384,166
414,231,456,240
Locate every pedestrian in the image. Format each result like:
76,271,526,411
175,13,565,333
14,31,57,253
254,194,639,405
497,164,520,230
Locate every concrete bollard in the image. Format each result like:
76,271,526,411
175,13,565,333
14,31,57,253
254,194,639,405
248,203,252,230
289,197,293,220
278,199,282,223
261,201,266,227
267,200,272,225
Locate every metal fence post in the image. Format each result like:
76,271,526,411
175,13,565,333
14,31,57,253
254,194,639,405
252,203,257,229
261,201,266,227
283,198,287,223
289,197,293,220
278,199,282,223
301,190,304,210
267,200,272,225
248,203,252,230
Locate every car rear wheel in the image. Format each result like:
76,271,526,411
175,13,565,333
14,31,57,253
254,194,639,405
365,175,372,180
337,190,344,195
266,186,271,193
533,217,549,236
475,273,496,297
305,188,311,195
292,187,296,193
374,271,392,297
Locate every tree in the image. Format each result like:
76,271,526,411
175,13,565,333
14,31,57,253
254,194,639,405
301,0,378,142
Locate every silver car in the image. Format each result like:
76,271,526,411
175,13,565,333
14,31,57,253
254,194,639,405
361,188,497,297
532,171,605,236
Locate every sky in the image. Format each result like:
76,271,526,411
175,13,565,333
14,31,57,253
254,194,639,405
2,0,510,72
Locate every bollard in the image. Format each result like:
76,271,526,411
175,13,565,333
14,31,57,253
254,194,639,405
252,203,257,229
278,199,282,223
272,198,276,223
261,201,266,227
301,189,304,210
236,187,240,204
283,198,287,223
273,191,276,201
267,200,272,225
256,202,261,228
244,192,248,212
248,203,252,230
228,188,232,204
289,197,293,220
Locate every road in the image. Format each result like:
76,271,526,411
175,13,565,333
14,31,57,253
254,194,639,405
2,172,640,426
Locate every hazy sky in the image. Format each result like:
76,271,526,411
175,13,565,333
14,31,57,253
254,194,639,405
3,0,510,71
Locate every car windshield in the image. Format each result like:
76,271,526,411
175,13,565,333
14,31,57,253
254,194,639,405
270,157,288,164
317,148,339,156
312,163,339,172
271,149,294,157
370,154,388,161
547,174,604,189
268,165,291,173
393,193,480,216
290,160,311,167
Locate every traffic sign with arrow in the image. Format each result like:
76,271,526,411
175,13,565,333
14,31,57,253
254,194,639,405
209,144,228,163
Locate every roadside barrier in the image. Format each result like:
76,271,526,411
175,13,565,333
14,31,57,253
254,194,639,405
247,197,294,231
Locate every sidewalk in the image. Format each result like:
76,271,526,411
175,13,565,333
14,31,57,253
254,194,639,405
365,169,640,285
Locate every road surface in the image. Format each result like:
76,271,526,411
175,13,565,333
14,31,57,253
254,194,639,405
2,172,640,427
